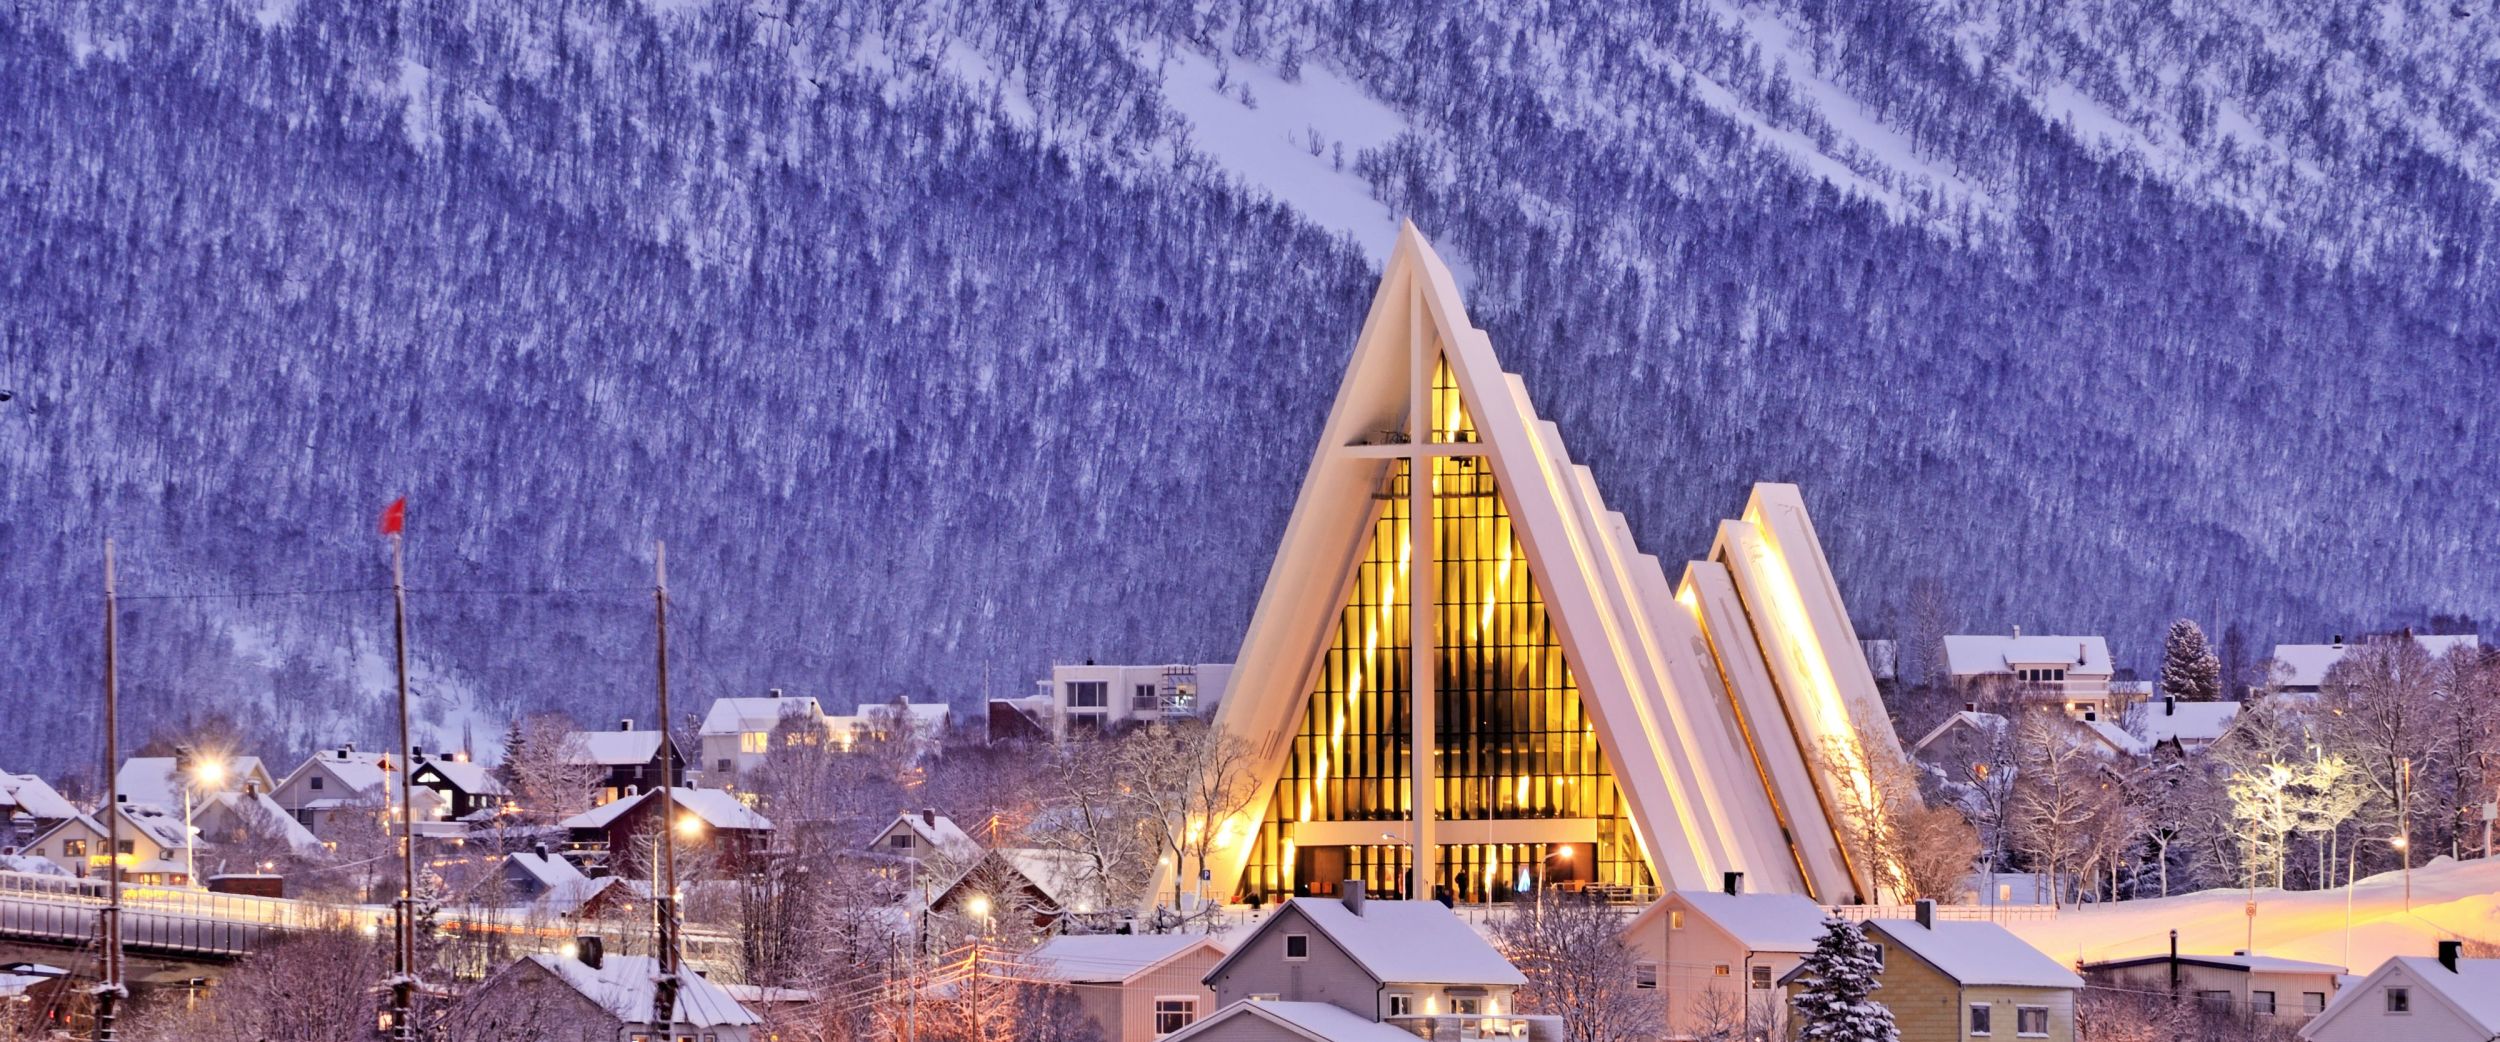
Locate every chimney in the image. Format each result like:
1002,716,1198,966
412,746,425,762
1341,879,1366,917
575,935,604,969
2077,642,2087,664
1964,702,1978,713
1723,871,1744,896
2165,696,2176,717
533,841,549,859
620,718,634,732
2440,940,2463,973
1914,899,1935,929
922,808,937,827
2013,625,2022,638
115,793,127,805
770,688,783,699
2333,634,2345,648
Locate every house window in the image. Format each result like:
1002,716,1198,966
1751,965,1773,990
1968,1003,1992,1036
64,840,86,857
1066,681,1108,709
310,776,324,790
1388,994,1416,1016
2303,992,2326,1014
2251,991,2276,1016
740,732,768,755
1713,964,1730,977
889,834,913,850
1669,909,1684,930
2386,987,2410,1013
715,759,731,774
2196,991,2232,1012
1450,997,1481,1015
1250,993,1279,1002
116,840,134,855
1153,997,1197,1035
2016,1006,2048,1037
1634,964,1658,990
1134,684,1160,711
1283,934,1309,960
1870,943,1886,970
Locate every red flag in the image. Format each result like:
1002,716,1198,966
380,497,406,536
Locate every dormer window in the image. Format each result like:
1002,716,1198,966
1283,934,1309,960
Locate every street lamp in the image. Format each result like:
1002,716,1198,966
184,756,226,888
2346,834,2408,970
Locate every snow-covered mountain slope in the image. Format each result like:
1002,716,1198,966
0,0,2491,772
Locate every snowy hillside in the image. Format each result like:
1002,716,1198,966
1,0,2493,772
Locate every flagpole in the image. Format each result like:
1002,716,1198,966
389,520,418,1042
94,539,124,1042
652,541,681,1042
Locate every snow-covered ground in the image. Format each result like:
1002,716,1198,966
1154,48,1411,264
2006,856,2500,975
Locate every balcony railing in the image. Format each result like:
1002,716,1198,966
1386,1014,1563,1042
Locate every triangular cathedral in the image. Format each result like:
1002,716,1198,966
1198,224,1910,907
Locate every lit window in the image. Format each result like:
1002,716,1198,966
2016,1006,2048,1037
1713,964,1730,977
1669,910,1684,930
1283,934,1309,960
1969,1003,1992,1036
2387,987,2410,1013
1634,964,1657,990
1153,997,1197,1035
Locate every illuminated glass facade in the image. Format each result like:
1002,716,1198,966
1234,362,1655,903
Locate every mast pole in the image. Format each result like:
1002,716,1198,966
390,530,418,1042
94,540,124,1042
654,541,682,1041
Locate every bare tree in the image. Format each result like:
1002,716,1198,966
2009,715,2106,907
1494,892,1661,1042
1026,733,1150,913
1119,719,1260,912
123,928,384,1042
508,712,600,825
1825,728,1976,902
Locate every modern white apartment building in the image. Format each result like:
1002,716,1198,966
1037,662,1232,738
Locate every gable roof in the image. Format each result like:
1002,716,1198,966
117,802,192,852
1909,711,2008,756
1943,634,2114,677
1019,934,1224,984
699,696,824,736
877,812,982,862
506,850,587,891
412,758,508,797
200,790,322,854
1161,1000,1422,1042
1865,920,2082,989
2083,952,2344,976
518,953,760,1027
2123,701,2242,746
562,730,669,767
2309,956,2500,1035
2271,634,2481,689
284,749,393,795
559,787,772,832
1625,891,1832,954
0,773,79,821
1208,898,1525,987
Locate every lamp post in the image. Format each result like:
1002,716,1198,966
183,758,225,888
2345,834,2407,971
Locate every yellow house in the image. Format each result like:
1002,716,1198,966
1783,904,2083,1042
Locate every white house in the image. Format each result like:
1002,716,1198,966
2271,634,2483,696
2301,944,2500,1042
1039,663,1231,738
115,756,280,813
1,772,81,850
698,690,831,785
2123,698,2243,755
868,809,982,866
272,745,402,836
1619,888,1831,1037
1943,631,2119,721
2085,952,2343,1024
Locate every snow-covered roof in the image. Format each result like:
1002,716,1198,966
117,803,192,852
699,696,824,736
1867,919,2083,989
2083,952,2344,975
413,758,508,796
879,812,982,862
1217,898,1525,987
2309,956,2500,1034
521,953,760,1027
989,848,1117,912
506,850,587,891
285,748,393,795
2271,634,2482,689
2123,701,2241,746
113,757,279,812
562,730,667,767
1625,891,1832,953
1019,934,1223,983
559,787,772,832
2078,718,2149,757
0,773,79,821
1943,634,2113,677
0,854,69,877
538,874,648,917
1909,711,2008,755
1163,1000,1422,1042
202,791,322,854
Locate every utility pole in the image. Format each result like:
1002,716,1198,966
388,521,419,1042
2400,757,2414,911
93,540,125,1042
652,542,682,1042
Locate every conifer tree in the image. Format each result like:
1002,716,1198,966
1791,916,1898,1042
2160,619,2223,702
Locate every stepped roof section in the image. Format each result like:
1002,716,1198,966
1943,634,2114,677
1197,224,1907,906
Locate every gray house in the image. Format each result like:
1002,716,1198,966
1184,883,1551,1041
